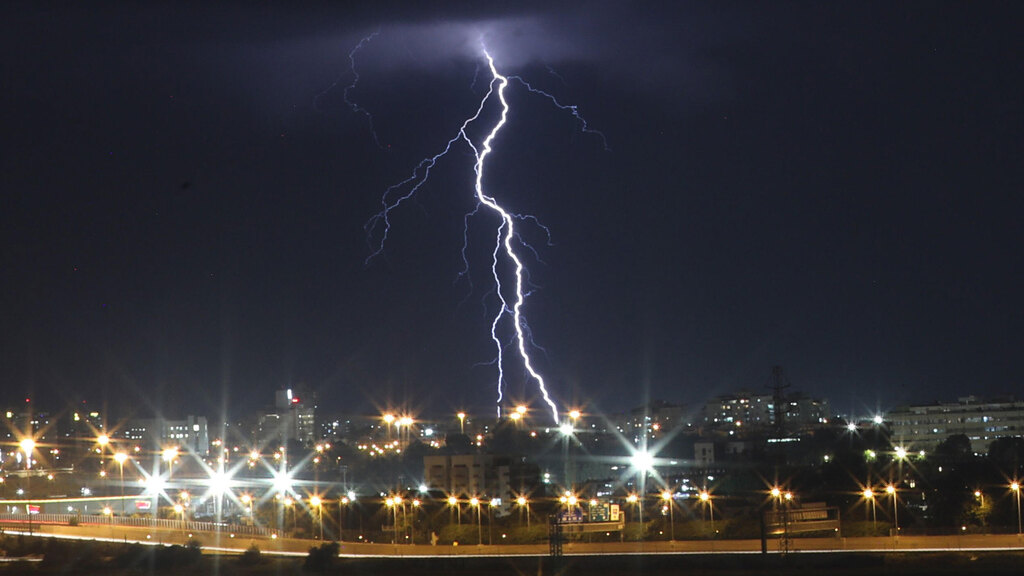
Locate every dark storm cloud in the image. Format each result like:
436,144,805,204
208,1,725,112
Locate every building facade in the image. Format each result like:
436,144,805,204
888,396,1024,454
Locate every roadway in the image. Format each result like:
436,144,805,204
3,520,1023,557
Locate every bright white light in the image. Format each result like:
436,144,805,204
631,450,654,472
559,423,574,436
271,470,293,495
144,474,166,495
895,446,908,460
419,484,429,493
208,470,232,495
873,415,883,425
847,422,857,432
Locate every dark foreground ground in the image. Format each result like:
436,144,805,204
3,551,1024,576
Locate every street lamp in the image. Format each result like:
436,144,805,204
240,493,253,525
113,452,128,517
487,499,501,545
662,491,675,541
338,495,351,541
97,434,110,469
1011,482,1021,536
162,447,178,481
517,496,530,527
20,438,35,469
885,484,898,534
385,497,397,543
448,495,461,525
282,496,295,534
470,497,482,545
173,503,185,528
310,496,323,540
699,490,714,537
20,438,35,535
863,488,876,530
457,412,466,434
411,499,421,544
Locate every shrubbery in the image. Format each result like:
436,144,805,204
304,541,340,572
239,543,263,566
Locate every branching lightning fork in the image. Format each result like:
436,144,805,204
364,42,604,424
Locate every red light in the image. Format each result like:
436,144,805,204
292,398,300,404
25,398,31,403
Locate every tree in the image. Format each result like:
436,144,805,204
988,437,1024,474
304,541,339,572
935,434,973,462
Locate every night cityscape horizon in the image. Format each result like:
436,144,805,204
3,5,1024,569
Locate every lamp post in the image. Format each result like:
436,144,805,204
517,496,530,527
626,493,639,526
699,490,714,537
488,499,500,545
393,495,407,543
863,488,876,531
386,497,399,544
162,447,178,482
411,499,421,544
457,412,466,435
339,495,350,541
20,438,35,535
399,416,414,447
310,496,323,540
114,452,128,517
240,493,253,525
885,484,898,534
96,430,110,471
179,490,190,527
448,495,461,525
470,497,482,545
661,491,675,541
174,503,185,529
1011,482,1021,536
283,496,294,535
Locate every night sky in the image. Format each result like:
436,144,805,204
3,2,1022,421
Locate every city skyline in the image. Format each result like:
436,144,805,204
3,3,1022,419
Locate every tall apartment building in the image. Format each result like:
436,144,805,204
887,396,1024,454
257,387,316,448
702,391,830,434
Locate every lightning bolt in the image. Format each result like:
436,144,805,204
471,53,561,423
364,42,604,424
343,32,382,147
316,31,382,147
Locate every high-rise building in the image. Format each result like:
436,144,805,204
887,396,1024,454
258,387,316,447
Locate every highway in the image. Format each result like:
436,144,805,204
3,519,1023,558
